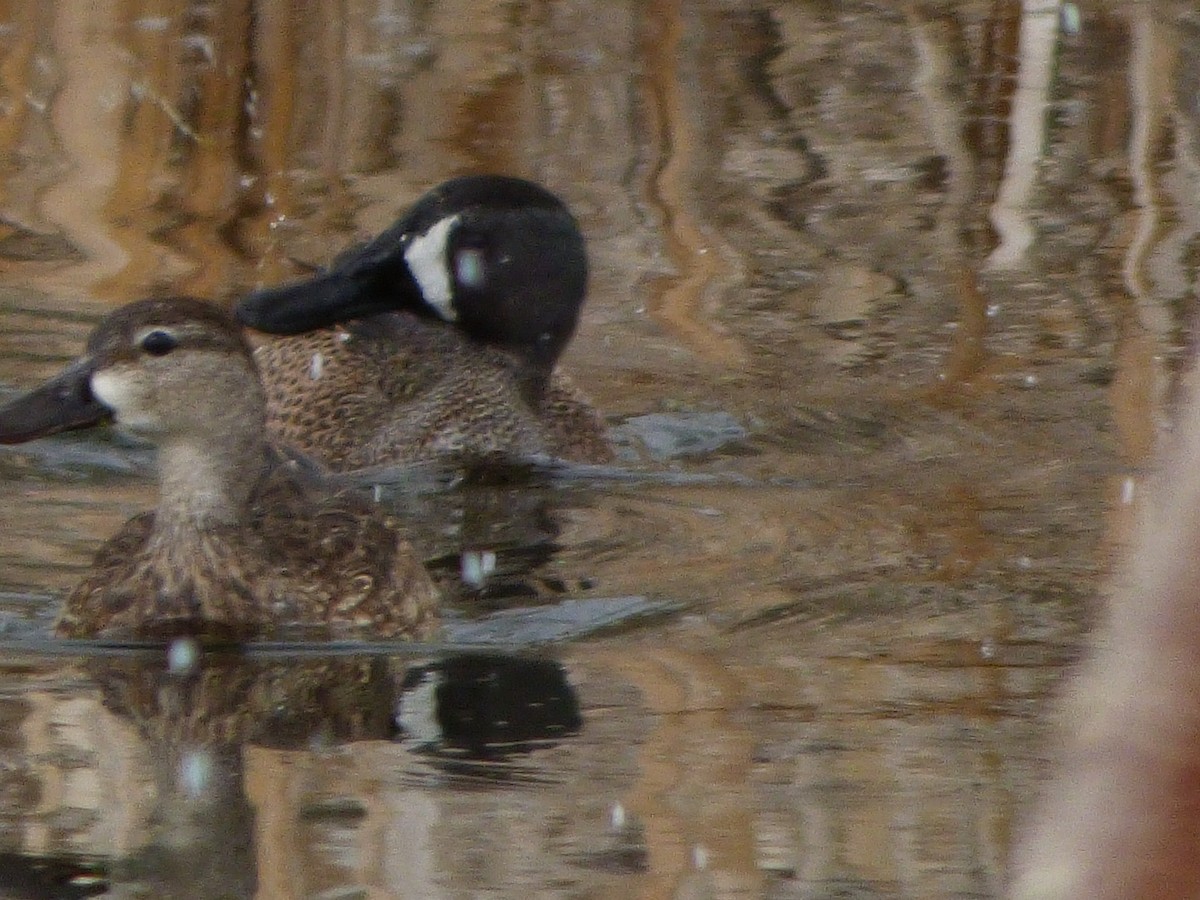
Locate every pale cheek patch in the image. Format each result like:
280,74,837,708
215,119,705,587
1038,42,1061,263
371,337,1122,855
403,214,459,321
90,370,134,411
91,370,157,432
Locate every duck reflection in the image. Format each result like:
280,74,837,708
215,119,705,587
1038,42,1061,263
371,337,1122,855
0,647,582,898
385,462,586,612
397,652,583,765
0,853,105,898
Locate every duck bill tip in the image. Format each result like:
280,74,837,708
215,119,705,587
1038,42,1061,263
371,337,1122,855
0,360,111,444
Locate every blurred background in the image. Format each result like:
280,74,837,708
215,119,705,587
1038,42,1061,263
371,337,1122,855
0,1,1195,897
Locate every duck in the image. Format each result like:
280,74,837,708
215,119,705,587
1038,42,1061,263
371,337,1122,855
235,175,613,472
0,296,439,639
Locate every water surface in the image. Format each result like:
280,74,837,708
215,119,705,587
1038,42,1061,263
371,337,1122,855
0,2,1195,897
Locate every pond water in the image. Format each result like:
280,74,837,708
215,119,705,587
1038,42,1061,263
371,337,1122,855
0,1,1194,897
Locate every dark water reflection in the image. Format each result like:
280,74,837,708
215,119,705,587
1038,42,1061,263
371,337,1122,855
0,647,594,897
0,0,1196,897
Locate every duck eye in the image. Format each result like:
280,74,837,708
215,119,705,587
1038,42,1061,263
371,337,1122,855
140,330,178,357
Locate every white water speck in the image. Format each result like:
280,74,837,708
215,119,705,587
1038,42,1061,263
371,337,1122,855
167,637,199,674
461,550,497,587
1120,476,1135,506
308,352,324,381
134,16,170,32
181,34,215,63
692,845,709,869
178,749,213,799
1061,3,1082,35
610,802,626,829
455,248,487,288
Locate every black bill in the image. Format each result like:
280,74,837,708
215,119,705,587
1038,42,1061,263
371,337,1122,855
0,358,111,444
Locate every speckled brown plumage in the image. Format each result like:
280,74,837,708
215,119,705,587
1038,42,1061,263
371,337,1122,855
253,312,612,472
56,450,438,639
0,297,440,640
236,175,613,472
91,653,399,749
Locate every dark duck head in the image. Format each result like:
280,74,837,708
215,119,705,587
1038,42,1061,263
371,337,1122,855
236,175,589,400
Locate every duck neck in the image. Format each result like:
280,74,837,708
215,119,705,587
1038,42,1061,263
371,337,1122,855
517,363,553,410
153,428,267,532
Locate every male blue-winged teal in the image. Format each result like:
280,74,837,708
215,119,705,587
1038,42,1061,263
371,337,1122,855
236,175,613,472
0,297,439,639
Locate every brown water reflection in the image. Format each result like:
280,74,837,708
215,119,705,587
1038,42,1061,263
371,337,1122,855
0,0,1197,897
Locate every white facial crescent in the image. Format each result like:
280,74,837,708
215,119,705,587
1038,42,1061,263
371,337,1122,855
403,214,460,321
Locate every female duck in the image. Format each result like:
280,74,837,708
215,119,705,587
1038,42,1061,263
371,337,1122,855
0,297,439,639
236,175,612,472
